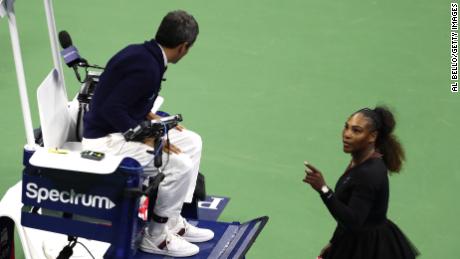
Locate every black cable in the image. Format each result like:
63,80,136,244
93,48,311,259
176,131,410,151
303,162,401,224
56,246,73,259
83,66,89,83
162,129,171,170
77,241,96,259
56,237,77,259
72,66,83,83
76,103,83,141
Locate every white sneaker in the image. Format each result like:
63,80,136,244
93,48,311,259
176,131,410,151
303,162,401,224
169,217,215,243
139,231,199,257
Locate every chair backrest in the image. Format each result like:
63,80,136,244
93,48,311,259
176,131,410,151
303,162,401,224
36,69,70,149
36,69,165,149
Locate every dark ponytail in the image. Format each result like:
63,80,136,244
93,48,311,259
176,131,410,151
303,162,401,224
373,106,405,173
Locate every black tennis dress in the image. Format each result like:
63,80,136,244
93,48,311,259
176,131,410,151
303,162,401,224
321,156,419,259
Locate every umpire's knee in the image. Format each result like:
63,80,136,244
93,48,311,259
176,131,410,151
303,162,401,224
169,153,194,178
185,130,202,152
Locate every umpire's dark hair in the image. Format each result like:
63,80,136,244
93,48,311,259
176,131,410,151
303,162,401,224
155,10,199,48
357,106,405,173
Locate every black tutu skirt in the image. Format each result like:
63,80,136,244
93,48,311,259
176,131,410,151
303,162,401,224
323,220,419,259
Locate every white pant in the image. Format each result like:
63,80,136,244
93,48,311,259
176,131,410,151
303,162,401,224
82,129,202,218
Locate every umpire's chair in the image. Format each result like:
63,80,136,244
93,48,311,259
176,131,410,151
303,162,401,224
0,67,268,259
23,68,153,258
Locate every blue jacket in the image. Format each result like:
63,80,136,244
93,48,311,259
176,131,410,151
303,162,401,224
83,39,166,138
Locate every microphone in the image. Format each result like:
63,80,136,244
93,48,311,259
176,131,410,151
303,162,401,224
58,30,87,68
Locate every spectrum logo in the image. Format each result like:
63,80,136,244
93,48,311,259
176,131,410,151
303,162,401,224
25,182,116,210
